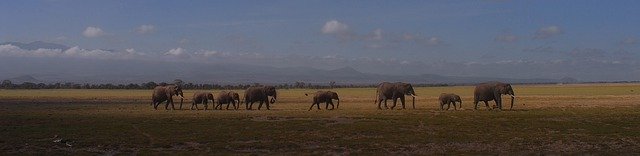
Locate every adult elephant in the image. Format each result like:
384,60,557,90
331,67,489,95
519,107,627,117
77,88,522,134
215,91,241,110
151,85,184,110
473,81,515,110
244,86,277,110
305,91,340,111
375,82,417,109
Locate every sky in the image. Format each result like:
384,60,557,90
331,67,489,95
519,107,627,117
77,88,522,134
1,0,639,81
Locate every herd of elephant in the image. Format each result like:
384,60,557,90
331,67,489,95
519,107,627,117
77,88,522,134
151,81,516,111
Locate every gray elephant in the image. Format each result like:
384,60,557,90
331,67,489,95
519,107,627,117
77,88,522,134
215,91,241,110
305,91,340,111
439,93,462,110
375,82,417,109
473,81,515,110
151,85,184,110
244,86,277,110
191,92,214,110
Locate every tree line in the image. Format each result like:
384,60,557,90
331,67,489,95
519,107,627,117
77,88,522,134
0,79,454,90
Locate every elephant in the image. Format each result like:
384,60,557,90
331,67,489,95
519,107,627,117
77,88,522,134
191,92,214,110
439,93,462,110
305,91,340,111
214,91,241,110
244,86,277,110
151,85,184,110
473,81,515,110
375,82,417,109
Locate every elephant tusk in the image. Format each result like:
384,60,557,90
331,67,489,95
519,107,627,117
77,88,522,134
510,95,515,98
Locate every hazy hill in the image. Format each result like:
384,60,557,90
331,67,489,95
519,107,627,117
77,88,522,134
0,41,567,85
0,41,69,50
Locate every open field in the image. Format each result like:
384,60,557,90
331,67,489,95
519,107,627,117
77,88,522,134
2,83,640,155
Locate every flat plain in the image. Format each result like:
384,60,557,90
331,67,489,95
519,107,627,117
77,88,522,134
2,83,640,155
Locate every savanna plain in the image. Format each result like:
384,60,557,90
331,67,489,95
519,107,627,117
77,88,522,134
2,83,640,155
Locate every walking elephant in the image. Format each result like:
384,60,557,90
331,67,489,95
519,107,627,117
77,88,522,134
244,86,277,110
151,85,184,110
215,91,241,110
473,81,515,110
439,93,462,110
305,91,339,111
191,92,214,110
375,82,417,109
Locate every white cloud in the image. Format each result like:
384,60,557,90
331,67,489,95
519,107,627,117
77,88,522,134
321,20,349,34
534,25,563,39
165,47,186,56
136,25,156,34
195,50,227,57
83,26,105,38
426,37,443,46
495,34,518,42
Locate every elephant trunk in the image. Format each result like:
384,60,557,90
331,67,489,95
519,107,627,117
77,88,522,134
270,92,277,104
459,100,463,109
336,99,340,109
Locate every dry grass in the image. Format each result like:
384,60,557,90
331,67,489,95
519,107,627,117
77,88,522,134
1,83,640,154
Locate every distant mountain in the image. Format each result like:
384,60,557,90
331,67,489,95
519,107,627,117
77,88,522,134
0,57,565,85
6,75,42,84
0,41,69,50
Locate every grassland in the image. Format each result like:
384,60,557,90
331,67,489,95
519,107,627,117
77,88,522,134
1,83,640,155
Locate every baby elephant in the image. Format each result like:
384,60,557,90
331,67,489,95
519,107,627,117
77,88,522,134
215,91,241,110
305,91,340,111
439,93,462,110
192,92,214,110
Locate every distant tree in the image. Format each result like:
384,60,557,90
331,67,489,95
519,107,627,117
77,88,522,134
329,81,336,89
1,80,12,89
173,79,184,86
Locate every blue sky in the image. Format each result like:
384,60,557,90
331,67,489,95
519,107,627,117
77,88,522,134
1,0,639,81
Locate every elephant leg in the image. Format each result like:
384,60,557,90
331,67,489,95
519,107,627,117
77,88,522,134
248,102,254,110
308,103,315,111
473,100,479,110
440,102,444,110
232,102,238,110
226,103,231,110
266,100,271,110
165,100,170,110
484,101,491,110
258,101,264,110
195,103,200,110
170,99,176,110
377,98,384,109
446,102,451,110
400,96,406,109
153,102,159,110
325,102,330,110
452,102,457,110
204,103,208,110
329,101,335,110
391,98,398,109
